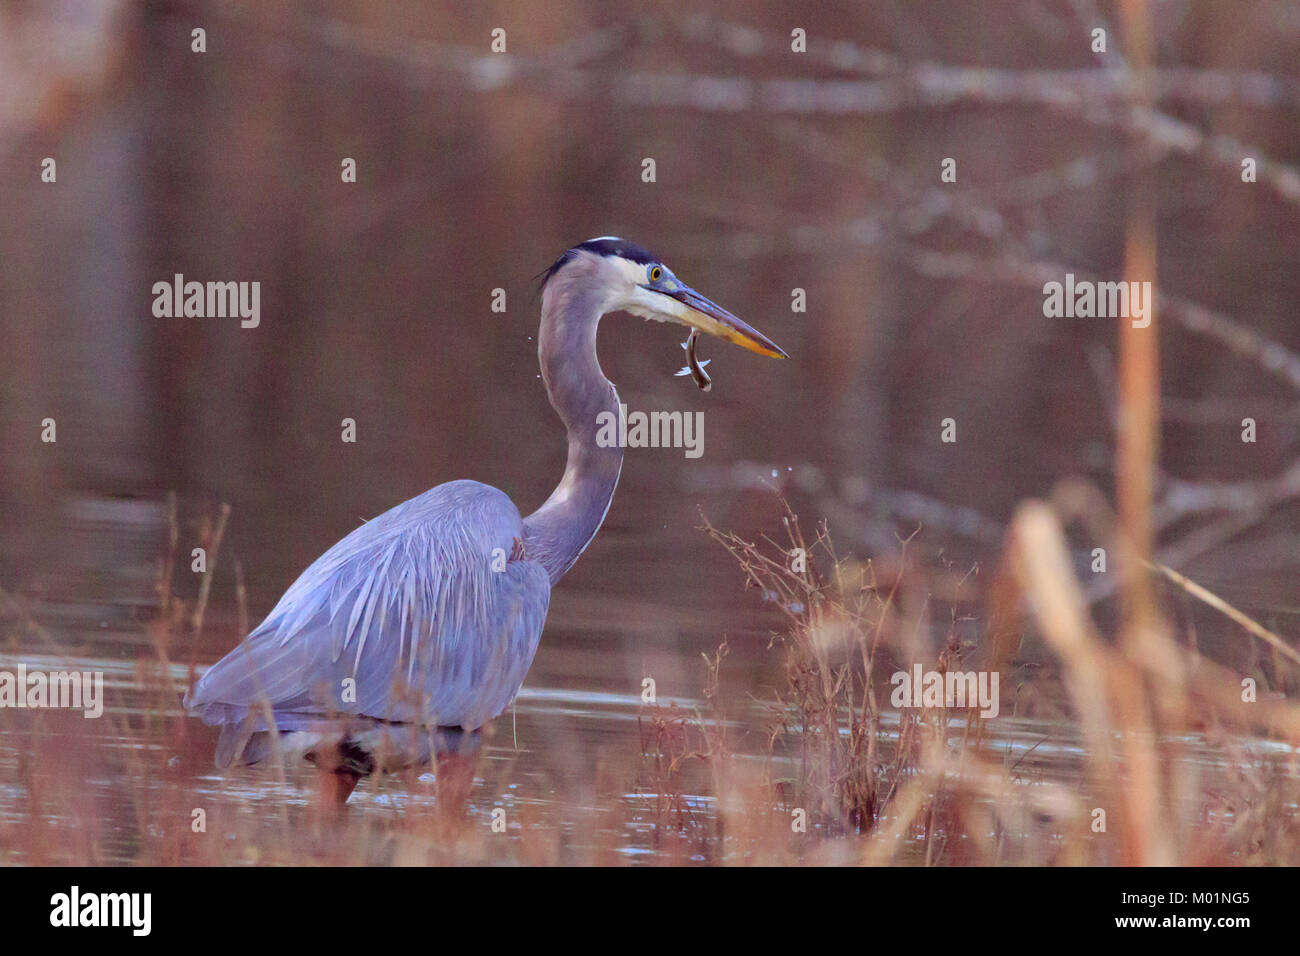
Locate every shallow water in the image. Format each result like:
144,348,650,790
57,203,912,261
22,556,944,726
3,4,1299,863
2,535,1293,866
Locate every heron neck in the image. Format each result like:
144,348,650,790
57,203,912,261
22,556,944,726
523,282,624,584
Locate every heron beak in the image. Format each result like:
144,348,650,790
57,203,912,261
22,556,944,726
655,284,788,359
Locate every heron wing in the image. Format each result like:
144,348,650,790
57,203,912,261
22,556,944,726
186,480,550,732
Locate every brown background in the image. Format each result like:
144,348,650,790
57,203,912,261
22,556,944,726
2,0,1298,688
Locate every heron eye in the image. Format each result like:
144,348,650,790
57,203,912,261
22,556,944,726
649,266,663,282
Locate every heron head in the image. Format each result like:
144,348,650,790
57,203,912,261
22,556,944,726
542,237,788,359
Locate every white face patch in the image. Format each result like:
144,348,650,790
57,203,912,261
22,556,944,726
623,283,689,323
603,256,715,333
570,251,703,329
607,254,656,289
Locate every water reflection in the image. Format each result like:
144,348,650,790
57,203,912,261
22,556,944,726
0,621,1286,865
4,1,1300,865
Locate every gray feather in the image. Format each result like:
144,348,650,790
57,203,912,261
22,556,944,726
186,480,551,752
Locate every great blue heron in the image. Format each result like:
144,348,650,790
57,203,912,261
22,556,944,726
184,237,786,804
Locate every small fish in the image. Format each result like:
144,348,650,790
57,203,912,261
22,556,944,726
674,329,712,392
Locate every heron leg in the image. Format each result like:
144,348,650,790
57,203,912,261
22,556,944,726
309,738,367,810
433,749,477,815
317,766,362,806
